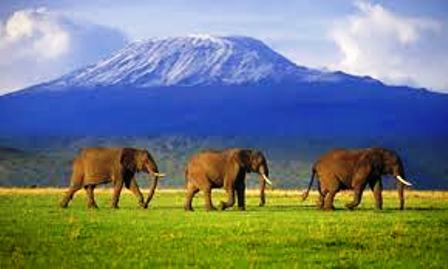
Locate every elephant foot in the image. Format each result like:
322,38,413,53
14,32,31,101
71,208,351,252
183,201,194,211
220,201,228,211
316,200,324,209
87,202,98,209
323,205,335,211
206,205,217,211
59,197,71,208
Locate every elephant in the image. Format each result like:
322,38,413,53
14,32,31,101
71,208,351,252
184,148,273,211
301,147,412,210
60,147,165,209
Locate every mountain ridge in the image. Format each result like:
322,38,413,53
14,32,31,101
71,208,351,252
20,34,390,93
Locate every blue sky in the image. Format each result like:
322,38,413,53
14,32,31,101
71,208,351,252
0,0,447,94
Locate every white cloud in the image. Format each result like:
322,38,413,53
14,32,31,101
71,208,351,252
0,8,127,95
330,1,448,91
3,8,70,59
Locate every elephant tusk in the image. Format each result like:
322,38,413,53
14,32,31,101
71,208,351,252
153,172,166,178
145,164,165,178
396,175,412,186
261,173,273,186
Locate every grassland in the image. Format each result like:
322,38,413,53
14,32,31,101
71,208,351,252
0,188,447,268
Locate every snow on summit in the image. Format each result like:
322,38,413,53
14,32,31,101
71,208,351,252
48,35,326,88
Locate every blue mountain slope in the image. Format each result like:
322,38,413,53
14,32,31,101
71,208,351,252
2,35,419,137
1,82,446,138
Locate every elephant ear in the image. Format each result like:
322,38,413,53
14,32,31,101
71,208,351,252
121,148,137,172
252,150,264,163
356,151,382,178
233,149,252,170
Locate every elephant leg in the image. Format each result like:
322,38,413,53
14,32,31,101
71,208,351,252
84,185,98,209
317,194,325,209
203,186,217,211
259,177,266,207
235,181,246,211
127,179,145,208
317,187,327,209
346,184,366,210
111,181,124,209
397,181,405,210
369,180,383,210
60,185,82,208
220,187,235,210
323,189,337,210
184,183,199,211
315,181,326,209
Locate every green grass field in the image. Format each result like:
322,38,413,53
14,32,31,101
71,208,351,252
0,188,447,268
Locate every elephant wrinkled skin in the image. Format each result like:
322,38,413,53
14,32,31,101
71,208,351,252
60,147,164,209
302,147,412,210
184,148,272,211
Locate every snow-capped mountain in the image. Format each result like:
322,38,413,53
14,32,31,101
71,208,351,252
44,35,360,89
1,34,448,187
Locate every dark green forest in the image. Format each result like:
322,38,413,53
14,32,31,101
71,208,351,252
0,136,446,189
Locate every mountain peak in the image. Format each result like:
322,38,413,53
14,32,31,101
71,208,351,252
43,35,326,89
35,34,380,91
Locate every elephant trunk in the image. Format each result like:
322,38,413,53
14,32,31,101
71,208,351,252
144,174,159,208
144,162,164,208
393,164,411,210
258,164,271,206
397,180,405,210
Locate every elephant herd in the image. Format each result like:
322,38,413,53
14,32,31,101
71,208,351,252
60,147,413,211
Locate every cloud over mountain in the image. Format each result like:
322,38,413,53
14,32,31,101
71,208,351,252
330,1,448,91
0,8,127,95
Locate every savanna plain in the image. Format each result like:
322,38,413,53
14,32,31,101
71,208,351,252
0,188,447,268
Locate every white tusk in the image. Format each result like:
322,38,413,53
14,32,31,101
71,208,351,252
396,175,412,186
146,164,165,178
261,173,273,186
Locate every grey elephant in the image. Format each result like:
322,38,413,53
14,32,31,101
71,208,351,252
60,147,165,209
184,148,273,211
302,147,412,210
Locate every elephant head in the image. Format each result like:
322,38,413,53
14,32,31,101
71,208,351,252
122,148,165,208
234,149,272,206
234,149,272,184
362,148,412,209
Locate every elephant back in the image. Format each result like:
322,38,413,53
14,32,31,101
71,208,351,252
80,147,122,184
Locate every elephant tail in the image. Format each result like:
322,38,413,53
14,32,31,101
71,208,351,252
301,169,316,201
